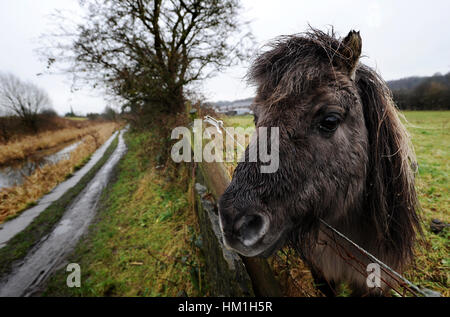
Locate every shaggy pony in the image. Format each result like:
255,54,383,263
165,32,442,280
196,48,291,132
219,28,421,295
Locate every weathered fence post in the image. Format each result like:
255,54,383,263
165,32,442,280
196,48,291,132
194,182,254,296
194,159,282,297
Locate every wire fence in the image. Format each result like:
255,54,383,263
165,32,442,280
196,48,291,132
203,115,439,297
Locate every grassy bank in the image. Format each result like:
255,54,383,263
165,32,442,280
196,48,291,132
0,121,119,165
224,111,449,296
42,128,206,296
0,123,120,222
0,134,119,279
0,115,95,144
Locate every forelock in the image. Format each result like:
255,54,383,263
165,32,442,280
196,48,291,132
248,28,350,105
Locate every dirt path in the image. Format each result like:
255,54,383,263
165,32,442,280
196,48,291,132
0,131,119,247
0,129,127,296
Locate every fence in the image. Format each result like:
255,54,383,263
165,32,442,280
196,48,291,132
190,114,439,297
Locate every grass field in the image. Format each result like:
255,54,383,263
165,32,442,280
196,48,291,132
66,117,88,121
42,128,206,296
224,111,449,296
400,111,449,296
41,111,448,297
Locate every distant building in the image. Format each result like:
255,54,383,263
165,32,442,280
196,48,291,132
210,97,254,115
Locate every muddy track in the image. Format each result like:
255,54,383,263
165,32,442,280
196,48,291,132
0,129,127,297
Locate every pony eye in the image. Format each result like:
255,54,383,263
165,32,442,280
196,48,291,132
319,114,340,133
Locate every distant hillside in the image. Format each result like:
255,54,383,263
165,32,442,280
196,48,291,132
209,72,450,112
212,97,254,109
387,76,428,91
388,72,450,110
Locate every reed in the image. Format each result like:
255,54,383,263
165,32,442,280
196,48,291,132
0,122,119,223
0,122,115,166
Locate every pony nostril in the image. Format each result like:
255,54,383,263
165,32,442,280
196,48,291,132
235,214,268,247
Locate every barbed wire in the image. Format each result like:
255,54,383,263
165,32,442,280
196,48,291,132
202,115,437,297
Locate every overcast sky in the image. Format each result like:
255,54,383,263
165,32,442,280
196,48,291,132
0,0,449,115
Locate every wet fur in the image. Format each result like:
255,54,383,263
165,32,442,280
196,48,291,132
219,28,421,296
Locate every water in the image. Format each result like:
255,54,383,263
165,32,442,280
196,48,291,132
0,131,119,248
0,140,82,190
0,129,127,296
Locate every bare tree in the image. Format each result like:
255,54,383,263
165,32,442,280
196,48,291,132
0,73,53,132
43,0,253,117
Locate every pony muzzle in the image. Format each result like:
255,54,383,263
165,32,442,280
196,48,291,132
219,209,274,257
234,213,269,247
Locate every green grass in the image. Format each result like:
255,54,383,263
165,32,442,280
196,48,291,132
42,128,206,297
223,114,255,130
0,134,119,279
400,111,449,296
66,117,87,121
224,111,449,296
74,155,92,171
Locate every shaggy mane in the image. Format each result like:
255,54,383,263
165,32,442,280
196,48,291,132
248,28,352,106
248,28,421,268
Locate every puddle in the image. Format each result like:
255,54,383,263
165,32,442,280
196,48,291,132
0,128,127,296
0,131,119,248
0,140,83,190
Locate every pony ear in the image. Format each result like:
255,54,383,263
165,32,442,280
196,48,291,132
336,30,362,80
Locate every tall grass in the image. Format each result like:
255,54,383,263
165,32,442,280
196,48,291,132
0,122,114,165
0,122,120,223
43,129,206,296
0,136,119,279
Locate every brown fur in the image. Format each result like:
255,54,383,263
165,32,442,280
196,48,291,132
218,28,421,296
